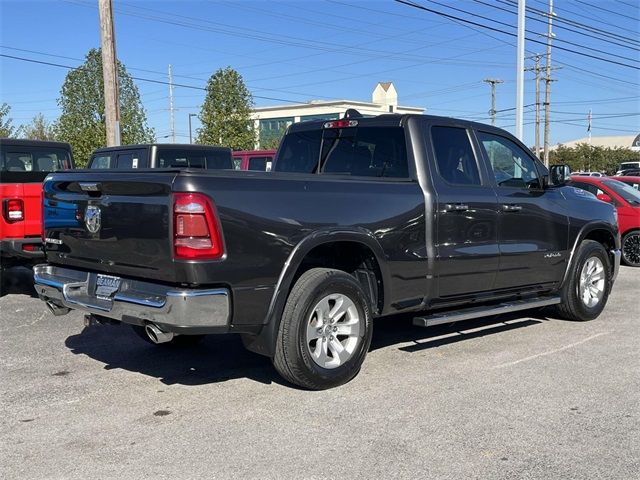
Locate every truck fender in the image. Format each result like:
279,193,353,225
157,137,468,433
561,221,620,287
243,228,390,357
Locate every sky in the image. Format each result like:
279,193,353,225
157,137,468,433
1,0,639,148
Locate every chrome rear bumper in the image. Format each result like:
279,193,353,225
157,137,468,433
33,264,230,331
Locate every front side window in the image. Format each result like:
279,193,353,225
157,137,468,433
477,132,541,189
430,126,481,185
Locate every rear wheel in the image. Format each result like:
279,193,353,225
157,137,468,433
621,230,640,267
273,268,373,390
555,240,611,321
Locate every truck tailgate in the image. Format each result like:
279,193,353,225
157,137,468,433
43,171,181,283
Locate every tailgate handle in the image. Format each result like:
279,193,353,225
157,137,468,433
444,203,469,212
79,182,101,192
502,204,523,212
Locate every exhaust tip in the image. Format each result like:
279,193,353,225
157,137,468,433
46,301,70,317
144,323,174,344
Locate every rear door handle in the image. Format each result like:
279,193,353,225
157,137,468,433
444,203,469,212
502,204,522,212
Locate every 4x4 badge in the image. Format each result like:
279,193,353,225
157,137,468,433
85,205,101,234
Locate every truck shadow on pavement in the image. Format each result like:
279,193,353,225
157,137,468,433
0,266,38,299
65,310,552,388
65,324,283,387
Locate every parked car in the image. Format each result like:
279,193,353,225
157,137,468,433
232,150,276,171
616,176,640,191
574,171,604,177
87,144,233,170
34,113,621,389
569,176,640,267
615,168,640,177
0,139,75,270
615,161,640,176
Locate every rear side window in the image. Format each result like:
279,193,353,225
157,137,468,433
248,156,270,171
0,147,72,172
430,126,481,185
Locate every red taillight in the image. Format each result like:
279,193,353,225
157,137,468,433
323,119,358,129
3,199,24,223
173,192,224,260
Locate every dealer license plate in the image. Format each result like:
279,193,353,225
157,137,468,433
95,274,122,300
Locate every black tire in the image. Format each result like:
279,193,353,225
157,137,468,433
621,230,640,267
272,268,373,390
555,240,611,321
130,325,205,346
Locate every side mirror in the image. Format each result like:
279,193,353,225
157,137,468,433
596,193,613,204
549,164,571,186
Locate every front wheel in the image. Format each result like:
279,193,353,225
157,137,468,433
273,268,373,390
621,230,640,267
555,240,611,321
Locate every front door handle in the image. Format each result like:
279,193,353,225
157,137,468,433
444,203,469,212
502,204,523,212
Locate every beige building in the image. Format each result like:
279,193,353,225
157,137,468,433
252,82,424,147
551,134,640,151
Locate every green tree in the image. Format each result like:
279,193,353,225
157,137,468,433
197,67,255,149
0,103,20,138
550,144,640,175
55,48,154,167
21,113,57,141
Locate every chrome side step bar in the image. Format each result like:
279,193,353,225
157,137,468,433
413,296,561,328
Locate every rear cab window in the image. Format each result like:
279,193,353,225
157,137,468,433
275,124,409,178
156,149,232,170
1,146,72,173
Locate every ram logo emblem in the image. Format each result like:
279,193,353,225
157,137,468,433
84,205,102,234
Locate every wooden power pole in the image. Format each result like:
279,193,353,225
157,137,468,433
98,0,121,146
484,78,504,126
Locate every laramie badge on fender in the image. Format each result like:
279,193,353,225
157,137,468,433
84,205,101,234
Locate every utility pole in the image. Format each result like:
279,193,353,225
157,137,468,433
484,78,504,126
188,113,197,144
168,64,175,143
543,0,555,166
98,0,121,146
515,0,526,141
526,54,543,158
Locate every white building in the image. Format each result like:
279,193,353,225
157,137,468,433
251,82,424,147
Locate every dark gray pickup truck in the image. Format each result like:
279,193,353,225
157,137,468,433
34,113,621,389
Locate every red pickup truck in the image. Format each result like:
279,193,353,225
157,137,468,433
0,139,74,270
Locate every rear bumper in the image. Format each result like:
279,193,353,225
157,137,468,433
33,264,231,333
1,239,44,261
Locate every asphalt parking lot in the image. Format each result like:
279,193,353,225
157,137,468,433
1,266,638,479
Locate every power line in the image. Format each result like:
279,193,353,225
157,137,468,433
394,0,640,69
529,0,640,39
574,0,640,22
0,53,304,104
475,0,640,52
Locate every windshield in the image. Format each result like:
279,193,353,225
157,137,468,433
620,162,640,170
603,179,640,206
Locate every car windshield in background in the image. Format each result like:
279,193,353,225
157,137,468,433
157,149,232,170
0,147,71,172
603,179,640,205
274,126,408,178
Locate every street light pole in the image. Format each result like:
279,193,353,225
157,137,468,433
188,113,197,144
